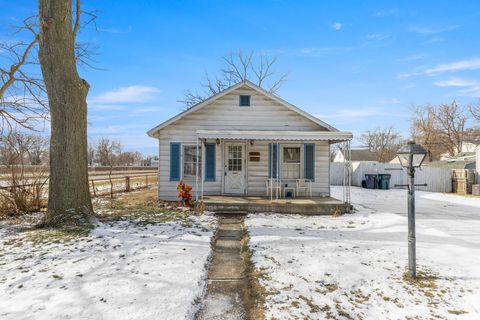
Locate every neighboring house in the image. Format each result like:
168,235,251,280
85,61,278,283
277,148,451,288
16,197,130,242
424,152,476,170
440,142,479,160
389,156,401,164
477,146,480,174
147,80,353,200
333,149,377,163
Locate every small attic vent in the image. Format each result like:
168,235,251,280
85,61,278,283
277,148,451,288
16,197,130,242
239,95,251,107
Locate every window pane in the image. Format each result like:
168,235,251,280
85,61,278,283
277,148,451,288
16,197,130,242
239,95,251,106
183,146,201,178
283,147,300,163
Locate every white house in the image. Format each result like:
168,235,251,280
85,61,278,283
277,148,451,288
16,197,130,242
440,142,479,160
147,80,353,200
333,149,377,163
476,145,480,183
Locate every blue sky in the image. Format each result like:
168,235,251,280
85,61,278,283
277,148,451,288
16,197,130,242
1,1,479,155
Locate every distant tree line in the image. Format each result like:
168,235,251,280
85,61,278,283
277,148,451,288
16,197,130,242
357,100,480,163
0,130,48,166
87,137,156,167
0,132,155,168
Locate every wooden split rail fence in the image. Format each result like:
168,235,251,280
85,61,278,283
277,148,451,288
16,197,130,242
89,174,158,197
0,174,158,198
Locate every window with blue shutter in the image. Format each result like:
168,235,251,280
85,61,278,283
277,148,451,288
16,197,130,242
268,143,279,178
204,143,216,181
170,143,181,181
304,144,315,181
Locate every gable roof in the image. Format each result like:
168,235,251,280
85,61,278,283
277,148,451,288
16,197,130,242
344,149,377,162
147,80,338,137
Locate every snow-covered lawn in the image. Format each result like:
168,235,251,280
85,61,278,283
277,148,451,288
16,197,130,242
0,211,216,320
246,186,480,319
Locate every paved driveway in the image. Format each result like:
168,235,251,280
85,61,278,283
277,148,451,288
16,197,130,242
332,186,480,244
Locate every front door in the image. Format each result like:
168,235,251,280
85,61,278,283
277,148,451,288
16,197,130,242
224,143,245,194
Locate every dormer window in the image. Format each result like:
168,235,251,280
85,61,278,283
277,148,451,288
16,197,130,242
239,95,251,107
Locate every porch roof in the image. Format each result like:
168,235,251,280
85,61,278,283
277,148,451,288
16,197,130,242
196,130,353,142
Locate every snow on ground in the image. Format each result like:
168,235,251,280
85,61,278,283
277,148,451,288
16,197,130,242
0,214,216,320
420,192,480,208
246,186,480,319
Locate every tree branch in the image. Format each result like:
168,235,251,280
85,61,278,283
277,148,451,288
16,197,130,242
73,0,81,40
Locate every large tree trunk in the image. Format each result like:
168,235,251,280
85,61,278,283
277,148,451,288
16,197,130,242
38,0,93,226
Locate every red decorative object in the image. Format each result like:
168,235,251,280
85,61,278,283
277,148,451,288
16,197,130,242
176,181,193,206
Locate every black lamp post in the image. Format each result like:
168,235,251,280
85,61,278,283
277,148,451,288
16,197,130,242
396,141,427,278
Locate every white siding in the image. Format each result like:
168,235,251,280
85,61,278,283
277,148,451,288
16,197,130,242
156,86,331,200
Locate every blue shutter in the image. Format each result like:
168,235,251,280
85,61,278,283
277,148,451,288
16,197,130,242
170,143,181,181
204,143,216,181
268,143,272,178
304,144,315,181
269,143,278,178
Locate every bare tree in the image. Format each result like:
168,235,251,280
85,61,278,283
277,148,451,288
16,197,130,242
0,17,48,131
411,106,446,161
95,138,121,197
0,129,48,216
470,102,480,122
180,50,288,109
464,127,480,146
27,134,48,165
117,151,143,166
431,101,467,156
95,138,121,166
87,143,95,166
38,0,93,226
411,101,468,158
359,126,404,162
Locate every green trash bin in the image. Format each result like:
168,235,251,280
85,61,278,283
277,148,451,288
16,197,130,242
378,174,391,190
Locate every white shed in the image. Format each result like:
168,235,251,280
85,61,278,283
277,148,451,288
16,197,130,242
147,80,353,200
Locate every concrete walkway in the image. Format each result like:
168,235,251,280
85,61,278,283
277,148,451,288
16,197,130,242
197,214,247,320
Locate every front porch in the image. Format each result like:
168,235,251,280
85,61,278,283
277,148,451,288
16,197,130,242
194,130,353,204
203,195,352,215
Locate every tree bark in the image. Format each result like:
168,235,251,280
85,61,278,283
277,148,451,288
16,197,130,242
38,0,93,226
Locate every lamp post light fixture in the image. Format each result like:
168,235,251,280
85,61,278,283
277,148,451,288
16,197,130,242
396,141,428,279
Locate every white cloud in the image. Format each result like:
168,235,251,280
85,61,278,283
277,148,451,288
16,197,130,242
398,58,480,78
397,54,425,62
403,83,417,89
365,34,391,41
379,98,400,105
408,25,459,35
434,77,480,97
88,124,148,135
297,46,351,57
426,37,444,44
434,77,478,87
317,107,381,119
99,26,132,34
425,58,480,75
89,104,127,111
375,9,399,17
332,22,343,30
130,107,163,114
90,85,160,104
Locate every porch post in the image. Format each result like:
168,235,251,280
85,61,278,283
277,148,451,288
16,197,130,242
195,136,199,201
201,141,204,200
342,140,352,205
277,142,280,199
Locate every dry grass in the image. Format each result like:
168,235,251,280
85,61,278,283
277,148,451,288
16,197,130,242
93,187,202,226
241,229,267,320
